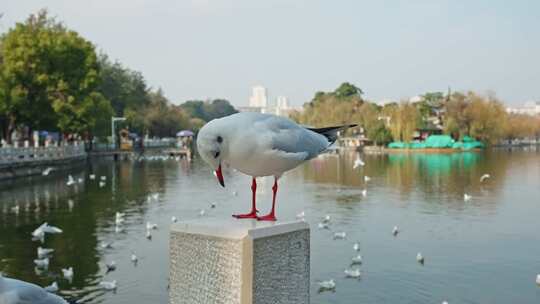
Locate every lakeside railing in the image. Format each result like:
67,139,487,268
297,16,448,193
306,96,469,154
0,144,86,166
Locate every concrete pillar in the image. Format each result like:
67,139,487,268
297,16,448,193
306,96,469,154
169,219,310,304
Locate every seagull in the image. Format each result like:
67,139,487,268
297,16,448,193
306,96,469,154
131,252,138,264
146,230,152,240
333,232,347,240
114,225,125,234
317,222,329,229
361,189,367,197
536,274,540,285
66,175,75,186
99,280,117,291
353,242,360,251
34,257,49,269
353,156,365,169
322,215,331,223
11,205,20,215
197,112,356,221
43,282,58,293
392,226,399,236
42,167,54,176
116,212,125,219
417,252,425,265
101,242,113,249
199,209,206,216
37,247,54,258
317,279,336,291
99,181,106,188
146,222,158,230
0,275,68,303
480,174,491,182
100,176,107,181
89,174,96,180
105,261,116,273
77,178,83,183
351,255,363,265
210,202,216,209
364,176,371,182
464,194,472,201
32,223,62,239
442,302,449,304
344,268,361,278
61,267,73,280
171,216,178,223
296,211,305,220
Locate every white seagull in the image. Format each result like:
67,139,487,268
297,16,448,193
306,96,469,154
171,216,178,223
105,261,116,273
353,156,365,169
44,282,58,293
146,230,152,240
99,280,117,291
61,267,73,280
392,226,399,236
353,242,360,251
317,222,329,229
361,189,367,197
197,112,355,221
34,258,49,269
322,215,331,223
317,279,336,291
146,222,158,230
42,167,54,176
0,275,68,303
37,247,54,258
364,176,371,182
536,274,540,285
89,174,96,180
100,176,107,181
480,174,491,182
417,252,425,265
131,252,138,264
32,223,62,240
344,268,361,278
464,194,472,201
66,175,75,186
296,211,305,220
99,181,106,188
333,232,347,240
351,255,363,265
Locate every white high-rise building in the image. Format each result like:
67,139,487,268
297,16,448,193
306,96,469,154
275,96,290,116
249,85,268,108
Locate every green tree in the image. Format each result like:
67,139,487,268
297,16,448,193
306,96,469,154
334,82,363,98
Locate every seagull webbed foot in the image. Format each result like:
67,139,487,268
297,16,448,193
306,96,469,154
232,211,258,219
257,213,277,221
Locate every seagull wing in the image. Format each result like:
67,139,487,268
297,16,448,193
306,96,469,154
4,279,68,304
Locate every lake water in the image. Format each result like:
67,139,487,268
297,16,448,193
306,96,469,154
1,148,540,304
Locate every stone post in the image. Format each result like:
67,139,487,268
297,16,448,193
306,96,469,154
169,219,310,304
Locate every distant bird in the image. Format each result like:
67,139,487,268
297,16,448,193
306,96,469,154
116,212,125,219
196,112,356,221
417,252,425,265
43,281,59,293
464,194,472,201
232,190,238,196
99,280,117,291
34,257,49,269
361,189,367,197
322,215,331,223
210,202,216,209
131,252,138,264
114,226,125,234
61,267,73,280
317,279,336,291
105,261,116,273
353,156,365,169
392,226,399,236
42,167,54,176
99,181,106,188
199,209,206,216
171,216,178,223
0,275,68,303
351,255,363,265
11,205,20,215
344,268,361,278
89,174,96,180
296,211,305,220
353,242,360,252
442,301,449,304
37,247,54,258
115,217,124,226
101,242,113,249
146,230,152,240
333,232,346,240
146,222,158,230
77,177,83,183
480,174,491,182
32,223,62,240
364,176,371,182
66,175,75,186
536,274,540,285
317,222,329,229
100,176,107,181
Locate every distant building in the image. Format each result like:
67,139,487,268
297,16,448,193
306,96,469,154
249,85,268,108
506,101,540,115
239,85,301,117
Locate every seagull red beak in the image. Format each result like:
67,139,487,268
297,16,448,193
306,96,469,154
214,164,225,187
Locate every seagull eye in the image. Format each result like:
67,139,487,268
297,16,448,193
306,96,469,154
214,151,220,158
217,136,223,143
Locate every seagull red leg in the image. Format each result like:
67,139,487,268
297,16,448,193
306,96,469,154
232,177,258,219
257,178,278,221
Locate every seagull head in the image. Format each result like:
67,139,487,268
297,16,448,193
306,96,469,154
197,119,228,187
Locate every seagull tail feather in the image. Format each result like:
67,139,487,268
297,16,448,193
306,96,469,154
308,124,357,144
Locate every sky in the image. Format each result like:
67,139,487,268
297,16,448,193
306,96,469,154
2,0,539,107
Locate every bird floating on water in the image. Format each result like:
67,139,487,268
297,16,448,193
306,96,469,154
197,112,356,221
199,209,206,216
464,194,472,201
392,226,399,236
89,174,96,180
536,274,540,285
32,223,62,240
11,205,19,215
34,257,49,269
361,189,367,197
131,252,138,264
351,254,363,265
317,279,336,291
353,156,365,169
0,275,68,303
171,216,178,223
101,242,113,249
37,247,54,258
417,252,425,265
146,230,152,240
333,232,346,240
353,242,360,251
322,215,331,223
480,174,491,182
61,267,73,280
317,222,329,229
364,176,371,182
99,181,106,188
344,268,361,278
100,176,106,181
42,167,53,176
105,261,116,273
146,222,158,230
44,281,58,293
66,175,75,186
100,280,117,291
296,211,305,220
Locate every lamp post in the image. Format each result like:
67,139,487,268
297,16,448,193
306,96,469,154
111,117,126,150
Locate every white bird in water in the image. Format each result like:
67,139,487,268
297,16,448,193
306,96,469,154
317,222,329,229
322,215,331,223
131,252,138,264
353,242,360,251
11,205,20,215
171,216,178,223
417,252,425,265
146,222,158,230
99,280,117,291
44,282,58,293
89,174,96,180
114,225,125,234
197,112,356,221
99,181,106,188
442,301,449,304
392,226,399,236
536,274,540,285
199,209,206,216
333,232,347,240
361,189,367,197
364,175,371,182
351,255,363,265
146,230,152,240
34,257,49,269
464,194,472,201
116,212,125,219
61,267,73,280
296,211,305,220
317,279,336,291
77,177,83,183
42,167,53,176
101,242,113,249
100,176,106,181
105,261,116,272
0,274,68,303
344,268,361,278
32,223,62,240
480,174,491,182
66,175,75,186
353,156,365,169
37,247,54,258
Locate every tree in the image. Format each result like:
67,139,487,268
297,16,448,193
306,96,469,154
179,99,237,122
387,102,419,142
334,82,363,98
463,93,507,144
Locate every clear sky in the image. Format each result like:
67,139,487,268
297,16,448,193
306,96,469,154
2,0,539,107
